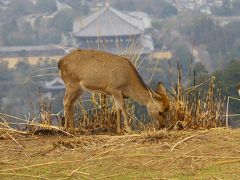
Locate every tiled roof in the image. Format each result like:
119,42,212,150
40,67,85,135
45,77,65,90
73,6,145,37
77,34,154,55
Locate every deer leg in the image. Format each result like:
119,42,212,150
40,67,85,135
116,109,121,134
63,85,82,133
113,92,132,133
113,97,122,133
69,90,82,131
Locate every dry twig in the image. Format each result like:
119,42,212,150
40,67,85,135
170,130,209,152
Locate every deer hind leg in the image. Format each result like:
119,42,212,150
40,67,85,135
64,84,82,133
116,109,121,134
113,92,132,133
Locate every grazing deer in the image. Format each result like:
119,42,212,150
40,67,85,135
58,49,170,133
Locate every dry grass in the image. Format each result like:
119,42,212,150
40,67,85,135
1,128,240,179
167,76,225,130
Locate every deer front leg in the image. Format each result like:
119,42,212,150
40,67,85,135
113,92,132,133
63,85,81,133
121,106,132,133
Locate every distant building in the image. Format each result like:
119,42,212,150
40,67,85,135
0,45,65,68
152,51,173,60
40,77,65,100
56,0,72,11
214,0,223,7
0,45,65,57
0,0,10,10
73,4,154,56
44,77,65,90
200,6,212,15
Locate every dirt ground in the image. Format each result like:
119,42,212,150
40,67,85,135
0,128,240,179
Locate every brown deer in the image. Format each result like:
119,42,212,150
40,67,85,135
58,49,170,133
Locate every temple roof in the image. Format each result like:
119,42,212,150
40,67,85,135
44,77,65,90
73,6,145,37
76,34,154,56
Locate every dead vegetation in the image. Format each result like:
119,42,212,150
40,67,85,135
0,128,240,179
167,76,225,130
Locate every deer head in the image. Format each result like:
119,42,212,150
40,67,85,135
147,82,170,128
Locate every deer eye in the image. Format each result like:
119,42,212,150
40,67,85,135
156,96,163,101
159,112,163,116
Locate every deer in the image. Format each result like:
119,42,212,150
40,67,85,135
58,49,170,133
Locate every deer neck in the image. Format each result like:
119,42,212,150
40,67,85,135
129,83,151,107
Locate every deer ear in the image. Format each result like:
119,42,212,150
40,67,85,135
155,82,167,95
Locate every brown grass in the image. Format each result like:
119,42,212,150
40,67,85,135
0,128,240,179
167,76,225,130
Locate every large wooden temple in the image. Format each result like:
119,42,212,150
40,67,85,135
73,4,153,56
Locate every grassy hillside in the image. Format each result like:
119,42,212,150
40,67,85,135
1,128,240,179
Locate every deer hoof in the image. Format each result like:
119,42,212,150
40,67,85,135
125,126,133,134
117,128,122,134
66,127,76,134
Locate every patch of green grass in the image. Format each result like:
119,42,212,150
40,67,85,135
172,161,240,179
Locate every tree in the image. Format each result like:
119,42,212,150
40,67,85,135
49,10,74,33
174,45,192,77
214,60,240,113
178,14,240,65
232,0,240,15
222,22,240,50
149,0,178,17
14,22,36,45
113,0,177,18
65,0,90,16
211,0,240,16
5,0,34,18
0,61,13,81
193,62,209,83
0,18,18,45
151,21,164,30
194,62,208,76
35,0,57,13
37,27,61,45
